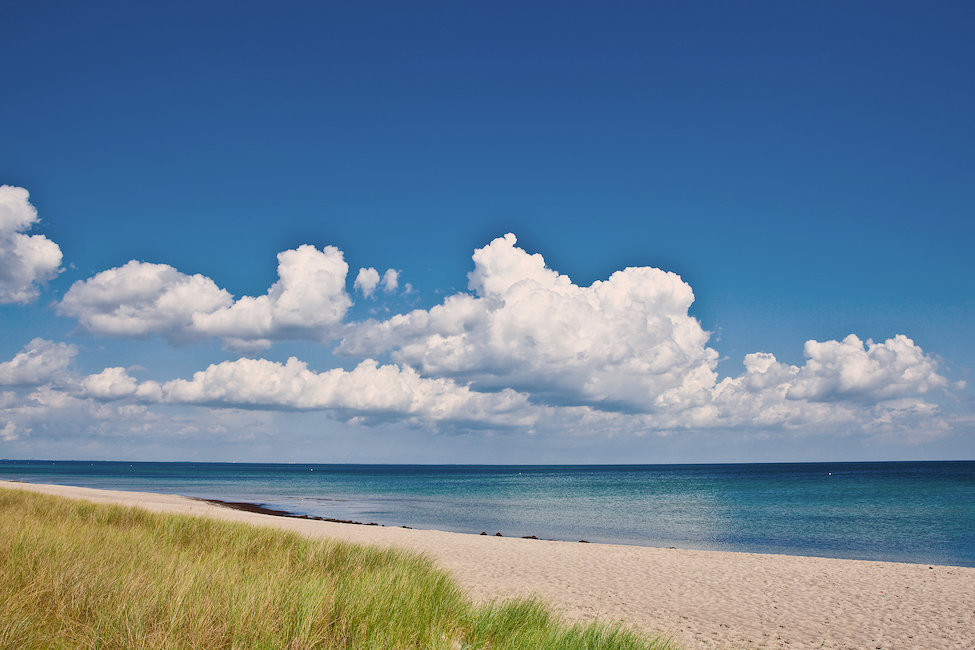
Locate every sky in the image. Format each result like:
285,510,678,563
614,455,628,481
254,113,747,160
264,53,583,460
1,1,972,463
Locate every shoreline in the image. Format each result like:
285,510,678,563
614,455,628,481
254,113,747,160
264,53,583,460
197,497,579,541
4,460,971,566
3,480,974,649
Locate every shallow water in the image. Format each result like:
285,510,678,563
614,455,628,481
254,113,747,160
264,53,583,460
3,460,973,566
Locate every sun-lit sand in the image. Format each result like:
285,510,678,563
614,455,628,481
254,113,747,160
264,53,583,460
3,480,972,649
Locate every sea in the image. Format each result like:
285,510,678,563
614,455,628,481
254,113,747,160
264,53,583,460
2,460,973,567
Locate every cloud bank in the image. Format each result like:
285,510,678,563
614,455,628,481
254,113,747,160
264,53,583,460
334,234,956,435
0,210,964,450
158,357,534,427
0,186,63,303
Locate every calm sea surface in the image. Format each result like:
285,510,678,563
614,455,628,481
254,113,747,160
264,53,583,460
2,460,973,566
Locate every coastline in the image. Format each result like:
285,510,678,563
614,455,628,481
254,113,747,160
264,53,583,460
3,480,973,649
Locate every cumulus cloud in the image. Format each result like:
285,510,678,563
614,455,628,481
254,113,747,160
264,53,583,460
337,233,957,435
81,367,162,402
4,228,959,444
0,385,98,442
159,356,535,427
0,185,63,303
381,269,399,293
59,245,352,347
787,334,953,401
704,334,955,431
716,335,953,405
58,260,232,340
0,338,77,386
0,379,275,450
192,245,351,343
354,267,399,298
0,421,21,442
354,267,380,297
340,233,719,412
81,367,138,400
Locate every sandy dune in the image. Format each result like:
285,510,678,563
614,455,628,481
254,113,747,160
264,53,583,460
3,480,972,649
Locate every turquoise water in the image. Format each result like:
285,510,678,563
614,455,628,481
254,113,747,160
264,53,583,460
2,460,972,566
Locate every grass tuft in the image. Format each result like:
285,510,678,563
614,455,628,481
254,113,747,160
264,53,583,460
0,489,673,649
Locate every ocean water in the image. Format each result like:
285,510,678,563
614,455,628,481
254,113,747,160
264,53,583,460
2,460,973,567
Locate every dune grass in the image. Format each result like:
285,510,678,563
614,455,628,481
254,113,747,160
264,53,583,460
0,489,673,649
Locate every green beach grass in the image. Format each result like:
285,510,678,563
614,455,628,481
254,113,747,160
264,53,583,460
0,488,672,649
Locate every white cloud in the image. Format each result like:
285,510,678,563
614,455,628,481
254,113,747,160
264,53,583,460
0,380,271,451
80,367,162,402
160,356,536,427
354,267,399,298
0,421,21,442
715,335,953,407
354,267,380,298
59,245,352,347
0,185,63,303
0,186,38,232
0,338,77,386
340,233,719,412
4,229,960,447
81,367,138,400
381,268,399,293
58,260,232,340
706,335,954,431
192,245,351,343
787,334,953,401
337,234,957,436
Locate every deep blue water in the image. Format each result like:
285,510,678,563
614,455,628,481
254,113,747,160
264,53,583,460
2,460,973,566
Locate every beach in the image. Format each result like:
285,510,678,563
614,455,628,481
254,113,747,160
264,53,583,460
3,480,973,649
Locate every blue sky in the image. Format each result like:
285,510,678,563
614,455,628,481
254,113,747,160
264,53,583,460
1,1,972,463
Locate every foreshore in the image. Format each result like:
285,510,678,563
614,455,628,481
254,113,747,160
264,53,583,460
3,480,972,649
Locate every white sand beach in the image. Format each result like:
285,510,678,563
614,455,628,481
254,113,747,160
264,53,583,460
3,480,972,649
